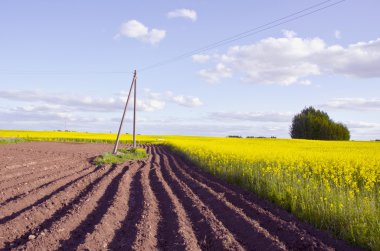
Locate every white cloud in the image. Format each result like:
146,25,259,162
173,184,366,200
167,9,197,22
345,120,380,129
343,120,380,140
133,120,289,137
147,90,203,108
208,111,293,122
0,105,132,133
320,39,380,78
196,31,380,85
192,54,210,63
11,103,67,113
282,30,297,38
136,99,165,112
198,63,232,83
0,89,202,113
0,106,107,123
321,98,380,111
120,20,148,38
147,29,166,44
172,96,202,107
216,31,324,85
298,80,312,85
334,30,342,39
0,89,203,133
0,90,154,113
117,20,166,44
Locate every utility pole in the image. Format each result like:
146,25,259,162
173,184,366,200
112,70,137,154
133,71,137,148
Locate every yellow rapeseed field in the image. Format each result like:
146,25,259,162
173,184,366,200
0,130,159,144
167,136,380,250
1,130,379,249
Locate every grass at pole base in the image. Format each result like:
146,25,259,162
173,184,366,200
94,147,148,166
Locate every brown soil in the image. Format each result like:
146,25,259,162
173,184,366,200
0,142,362,250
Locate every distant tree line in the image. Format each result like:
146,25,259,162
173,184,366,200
246,136,276,139
227,135,277,139
290,106,350,141
227,135,243,138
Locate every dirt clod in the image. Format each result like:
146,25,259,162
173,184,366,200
28,235,36,240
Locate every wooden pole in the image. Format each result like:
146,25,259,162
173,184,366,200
112,70,136,154
133,70,137,148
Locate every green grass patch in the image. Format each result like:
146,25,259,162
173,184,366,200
94,148,148,166
0,138,27,144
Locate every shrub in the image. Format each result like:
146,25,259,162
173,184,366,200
290,106,350,140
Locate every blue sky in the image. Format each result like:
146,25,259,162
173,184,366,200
1,0,379,140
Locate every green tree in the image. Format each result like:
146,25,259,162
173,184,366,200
290,106,350,140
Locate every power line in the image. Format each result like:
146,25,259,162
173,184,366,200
138,0,346,72
0,0,346,76
0,70,134,75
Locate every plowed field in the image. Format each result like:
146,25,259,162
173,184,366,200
0,142,359,250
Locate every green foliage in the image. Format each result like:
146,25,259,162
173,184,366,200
0,138,26,144
94,147,148,166
290,106,350,140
